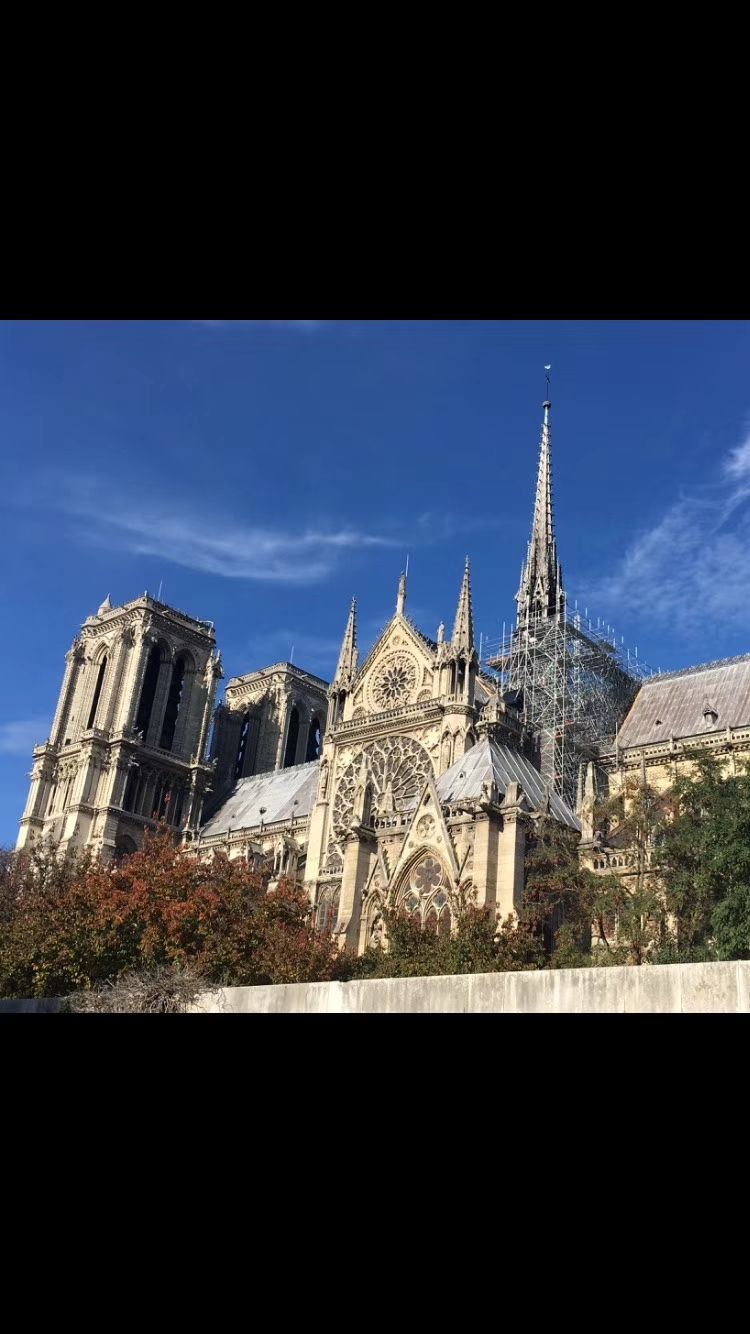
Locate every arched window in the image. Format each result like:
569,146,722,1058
399,860,452,936
114,835,138,863
283,707,300,768
135,644,161,739
173,786,186,827
160,654,187,751
306,716,322,762
86,655,108,729
158,785,172,820
122,765,139,813
317,886,340,936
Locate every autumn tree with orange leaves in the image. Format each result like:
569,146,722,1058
0,827,341,999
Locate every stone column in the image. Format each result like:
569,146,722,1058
472,813,500,909
189,656,222,763
336,825,375,952
496,784,528,923
304,749,332,889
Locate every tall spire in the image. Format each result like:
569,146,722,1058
396,570,407,616
452,557,475,652
515,397,565,621
334,597,358,684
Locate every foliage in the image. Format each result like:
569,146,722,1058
346,879,548,981
0,826,342,999
6,746,750,1000
587,779,672,966
659,753,750,960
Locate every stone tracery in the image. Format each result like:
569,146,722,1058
369,652,418,710
332,734,432,833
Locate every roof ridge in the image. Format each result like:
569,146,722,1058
649,652,750,683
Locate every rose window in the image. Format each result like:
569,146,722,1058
371,654,418,710
413,856,443,896
332,735,432,833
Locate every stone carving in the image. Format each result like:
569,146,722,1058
413,855,443,896
370,652,418,710
333,735,431,833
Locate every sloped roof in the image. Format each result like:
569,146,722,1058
437,738,580,830
201,761,320,837
617,654,750,749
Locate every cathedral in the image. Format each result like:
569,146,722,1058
18,398,750,954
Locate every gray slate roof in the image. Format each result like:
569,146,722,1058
202,740,580,839
617,654,750,749
437,737,580,830
201,761,320,837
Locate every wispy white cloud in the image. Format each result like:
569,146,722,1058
0,718,49,754
416,511,505,541
15,466,496,590
585,421,750,639
724,429,750,480
193,320,326,332
36,480,398,585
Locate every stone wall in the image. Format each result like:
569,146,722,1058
3,960,749,1013
191,960,750,1013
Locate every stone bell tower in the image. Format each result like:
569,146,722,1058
17,593,223,861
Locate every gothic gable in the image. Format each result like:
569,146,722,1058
349,616,436,719
387,772,460,894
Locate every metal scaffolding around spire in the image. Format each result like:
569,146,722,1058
487,389,652,806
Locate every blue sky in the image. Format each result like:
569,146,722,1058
2,318,750,843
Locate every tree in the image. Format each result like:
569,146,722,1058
346,879,548,982
0,826,342,999
659,752,750,960
582,779,671,966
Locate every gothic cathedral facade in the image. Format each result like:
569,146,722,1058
25,395,747,955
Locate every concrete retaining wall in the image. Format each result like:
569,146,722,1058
3,960,749,1013
191,959,750,1013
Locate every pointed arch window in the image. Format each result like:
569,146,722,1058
86,655,108,729
122,765,139,813
400,861,452,935
306,716,322,762
317,886,340,936
160,654,187,751
135,645,161,739
283,707,300,768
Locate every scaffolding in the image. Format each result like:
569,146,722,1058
485,608,653,809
